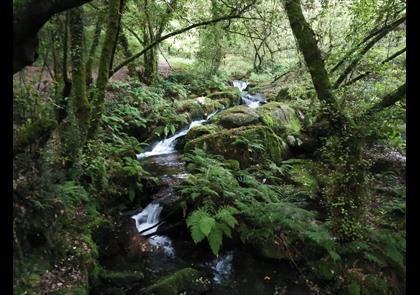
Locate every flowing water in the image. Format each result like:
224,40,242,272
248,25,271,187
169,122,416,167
136,111,218,160
231,80,266,109
128,80,310,294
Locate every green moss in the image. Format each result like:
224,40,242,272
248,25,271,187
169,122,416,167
145,268,210,295
211,105,261,128
184,126,287,168
206,89,241,106
256,102,301,136
175,97,223,119
185,124,221,141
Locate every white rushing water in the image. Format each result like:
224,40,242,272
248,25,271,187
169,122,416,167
231,80,248,92
231,80,264,108
211,251,234,284
136,111,218,160
132,202,175,258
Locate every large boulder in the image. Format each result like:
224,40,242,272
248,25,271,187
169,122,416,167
144,268,211,295
211,105,261,129
184,126,288,168
256,102,301,137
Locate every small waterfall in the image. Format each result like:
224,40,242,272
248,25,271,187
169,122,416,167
231,80,248,91
132,202,175,258
231,80,265,108
136,111,218,160
132,203,162,235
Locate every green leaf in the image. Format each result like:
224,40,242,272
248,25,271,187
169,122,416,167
190,223,206,243
199,216,215,237
208,224,223,256
170,124,176,135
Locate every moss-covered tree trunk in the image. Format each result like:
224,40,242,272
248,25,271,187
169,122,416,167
86,13,104,85
88,0,121,139
142,0,159,84
69,7,91,133
284,0,367,241
119,32,139,79
284,0,337,109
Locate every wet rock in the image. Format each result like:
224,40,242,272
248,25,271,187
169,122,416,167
211,105,261,129
144,267,211,295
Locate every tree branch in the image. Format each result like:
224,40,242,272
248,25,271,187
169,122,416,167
364,83,406,116
110,1,256,76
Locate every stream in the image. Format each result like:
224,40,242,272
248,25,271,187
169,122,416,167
129,81,310,294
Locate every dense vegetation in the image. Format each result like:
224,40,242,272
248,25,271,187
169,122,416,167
13,0,405,294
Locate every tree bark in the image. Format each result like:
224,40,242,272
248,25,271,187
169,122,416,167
86,13,104,85
284,0,337,109
13,0,92,73
68,7,91,132
88,0,121,139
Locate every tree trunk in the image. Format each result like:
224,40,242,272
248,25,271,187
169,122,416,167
88,0,121,139
284,0,337,109
119,32,139,79
86,13,104,85
68,7,90,132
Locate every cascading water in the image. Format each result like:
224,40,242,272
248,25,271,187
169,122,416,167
231,80,266,109
132,203,175,258
136,110,219,160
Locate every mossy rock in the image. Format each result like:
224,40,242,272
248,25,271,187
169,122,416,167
99,270,144,287
207,89,241,106
256,102,301,137
185,124,221,142
175,97,223,119
211,105,261,129
184,126,288,168
144,267,211,295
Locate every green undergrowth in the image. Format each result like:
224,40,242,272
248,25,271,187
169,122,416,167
178,148,405,293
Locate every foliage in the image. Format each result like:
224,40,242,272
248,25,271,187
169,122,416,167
180,148,339,259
